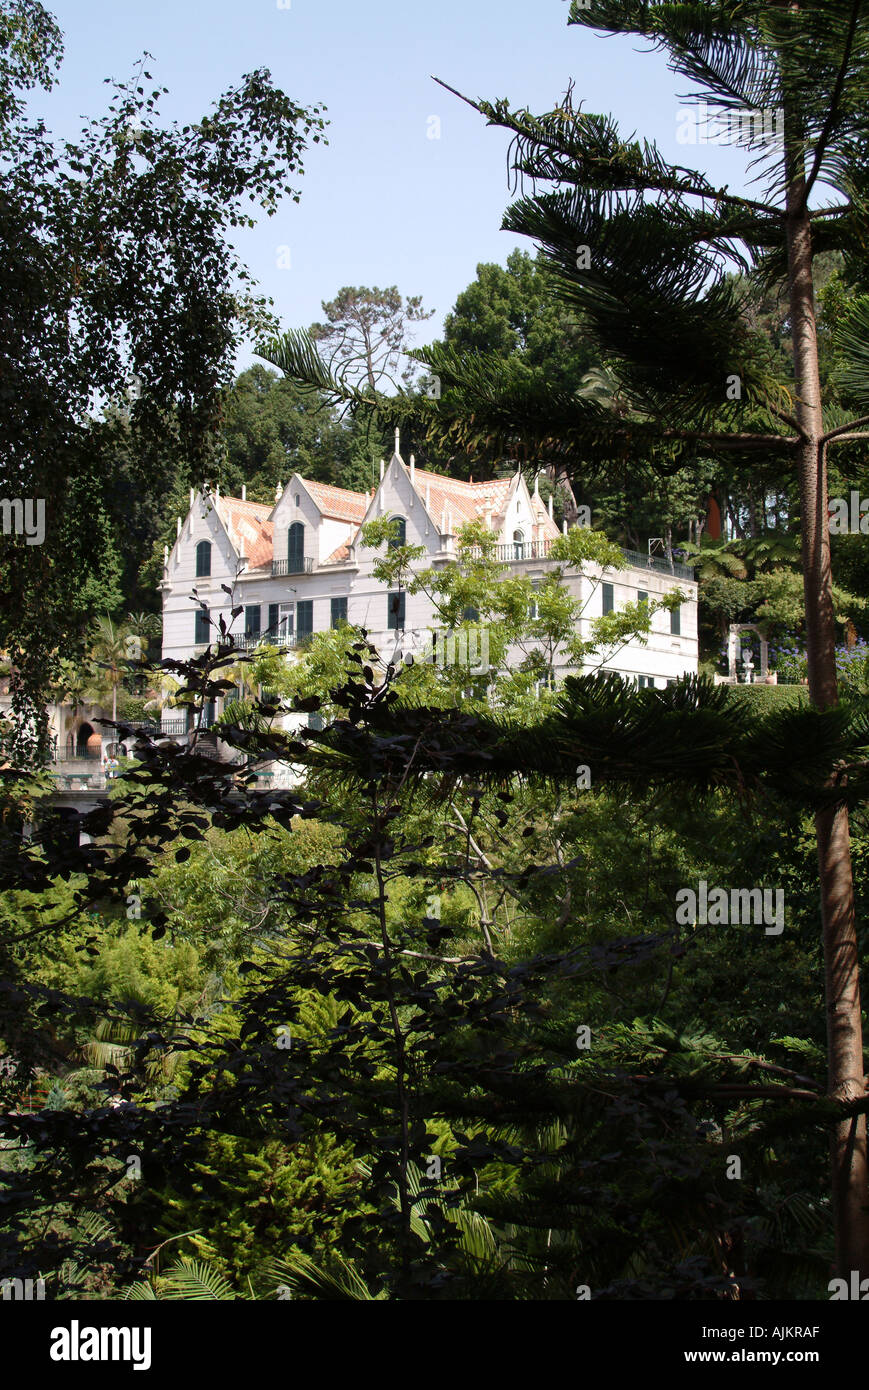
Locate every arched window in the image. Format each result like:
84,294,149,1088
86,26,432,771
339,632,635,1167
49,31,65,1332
288,522,305,573
513,529,525,560
75,723,100,759
388,517,407,549
195,540,212,577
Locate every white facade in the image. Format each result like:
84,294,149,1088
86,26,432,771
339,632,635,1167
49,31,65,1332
160,436,698,692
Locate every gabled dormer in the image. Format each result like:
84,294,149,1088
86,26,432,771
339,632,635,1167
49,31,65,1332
161,486,249,592
271,475,367,571
354,431,447,562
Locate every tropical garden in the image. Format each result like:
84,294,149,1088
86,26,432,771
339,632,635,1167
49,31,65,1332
5,0,869,1304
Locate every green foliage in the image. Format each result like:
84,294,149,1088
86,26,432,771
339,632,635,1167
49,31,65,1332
0,0,327,751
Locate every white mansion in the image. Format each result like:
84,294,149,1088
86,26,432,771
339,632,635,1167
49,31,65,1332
160,434,698,693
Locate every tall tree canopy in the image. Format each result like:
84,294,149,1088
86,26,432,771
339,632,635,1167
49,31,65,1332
260,0,869,1280
0,0,327,758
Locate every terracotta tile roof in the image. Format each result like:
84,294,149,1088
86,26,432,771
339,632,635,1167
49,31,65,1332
216,466,558,569
411,469,514,528
303,480,369,522
217,497,274,569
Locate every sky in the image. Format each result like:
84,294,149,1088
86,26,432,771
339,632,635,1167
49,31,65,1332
40,0,757,371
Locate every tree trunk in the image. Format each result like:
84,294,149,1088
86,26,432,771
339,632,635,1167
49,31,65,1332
785,131,869,1280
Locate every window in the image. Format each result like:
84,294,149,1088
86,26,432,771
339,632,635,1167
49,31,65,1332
195,540,211,577
513,529,525,560
637,590,648,607
388,517,407,549
267,603,280,639
195,606,210,645
462,605,479,622
294,493,300,507
245,604,261,638
671,605,681,636
602,582,614,615
278,603,294,641
637,675,656,689
331,596,348,628
297,599,313,639
388,591,406,631
287,522,305,573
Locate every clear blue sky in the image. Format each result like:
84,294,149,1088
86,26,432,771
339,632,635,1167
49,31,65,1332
41,0,755,370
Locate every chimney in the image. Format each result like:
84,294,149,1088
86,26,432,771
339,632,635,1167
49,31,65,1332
241,484,247,501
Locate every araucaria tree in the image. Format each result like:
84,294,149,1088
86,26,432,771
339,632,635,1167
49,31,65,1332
264,1,869,1279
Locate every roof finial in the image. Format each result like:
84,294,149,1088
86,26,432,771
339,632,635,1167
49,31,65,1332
241,484,246,501
394,426,400,457
275,480,283,502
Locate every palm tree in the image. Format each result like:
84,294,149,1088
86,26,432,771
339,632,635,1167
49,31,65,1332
84,616,136,727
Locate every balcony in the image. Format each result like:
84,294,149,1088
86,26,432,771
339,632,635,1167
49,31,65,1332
272,557,314,577
232,631,303,651
495,540,555,563
52,746,102,762
476,538,694,579
620,548,695,581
